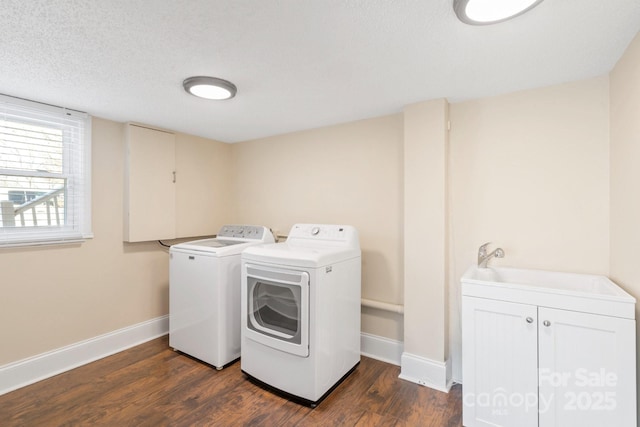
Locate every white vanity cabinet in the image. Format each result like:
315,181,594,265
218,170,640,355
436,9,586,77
537,307,636,426
461,266,636,427
462,297,539,427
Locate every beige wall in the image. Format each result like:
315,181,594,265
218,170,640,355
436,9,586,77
610,31,640,423
230,115,405,340
403,100,449,362
449,76,611,380
0,118,231,365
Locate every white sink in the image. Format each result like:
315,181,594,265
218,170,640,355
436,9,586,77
461,265,635,319
463,266,630,297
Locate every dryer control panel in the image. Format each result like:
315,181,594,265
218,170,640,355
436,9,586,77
287,224,360,249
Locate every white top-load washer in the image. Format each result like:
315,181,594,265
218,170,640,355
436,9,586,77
169,225,274,369
240,224,361,406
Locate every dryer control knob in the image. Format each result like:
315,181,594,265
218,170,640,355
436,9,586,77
311,226,320,236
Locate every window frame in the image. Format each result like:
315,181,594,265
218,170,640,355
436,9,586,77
0,94,92,247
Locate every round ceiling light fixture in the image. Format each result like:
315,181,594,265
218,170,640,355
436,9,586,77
453,0,544,25
183,76,237,100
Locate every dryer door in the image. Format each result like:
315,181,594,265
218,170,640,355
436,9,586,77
243,264,309,357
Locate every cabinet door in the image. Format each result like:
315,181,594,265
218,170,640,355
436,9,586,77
462,297,538,427
124,124,176,242
174,133,230,238
538,307,636,427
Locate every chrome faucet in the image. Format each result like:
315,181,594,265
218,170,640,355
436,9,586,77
477,242,505,268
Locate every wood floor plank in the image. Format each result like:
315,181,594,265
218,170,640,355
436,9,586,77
0,336,462,426
358,359,404,413
385,382,446,426
353,410,404,427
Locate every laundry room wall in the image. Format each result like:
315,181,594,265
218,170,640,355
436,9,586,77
0,117,232,366
448,75,611,381
609,31,640,425
230,114,405,342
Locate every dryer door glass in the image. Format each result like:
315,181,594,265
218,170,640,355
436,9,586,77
252,281,300,342
244,265,310,357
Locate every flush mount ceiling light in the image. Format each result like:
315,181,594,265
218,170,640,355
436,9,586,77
183,76,237,100
453,0,544,25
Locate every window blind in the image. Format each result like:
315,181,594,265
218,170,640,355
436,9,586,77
0,94,92,246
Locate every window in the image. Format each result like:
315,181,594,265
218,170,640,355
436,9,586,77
0,95,91,246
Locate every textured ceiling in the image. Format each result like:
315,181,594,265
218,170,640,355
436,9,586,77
1,0,639,143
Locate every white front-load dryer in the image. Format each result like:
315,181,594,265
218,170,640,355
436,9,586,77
169,225,274,369
240,224,361,406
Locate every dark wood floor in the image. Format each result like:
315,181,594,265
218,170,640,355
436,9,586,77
0,336,462,426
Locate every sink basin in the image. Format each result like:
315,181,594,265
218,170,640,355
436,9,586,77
463,266,630,297
461,265,635,319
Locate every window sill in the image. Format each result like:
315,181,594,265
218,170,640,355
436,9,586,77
0,235,91,249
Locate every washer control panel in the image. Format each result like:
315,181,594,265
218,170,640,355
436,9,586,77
217,225,268,240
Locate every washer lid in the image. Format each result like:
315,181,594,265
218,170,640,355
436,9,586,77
187,239,245,249
171,238,261,255
170,224,275,255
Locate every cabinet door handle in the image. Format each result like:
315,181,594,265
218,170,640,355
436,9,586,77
526,317,534,324
543,320,551,327
172,171,176,183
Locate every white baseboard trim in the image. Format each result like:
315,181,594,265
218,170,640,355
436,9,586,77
360,332,403,366
0,315,169,396
1,321,404,396
398,351,452,393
